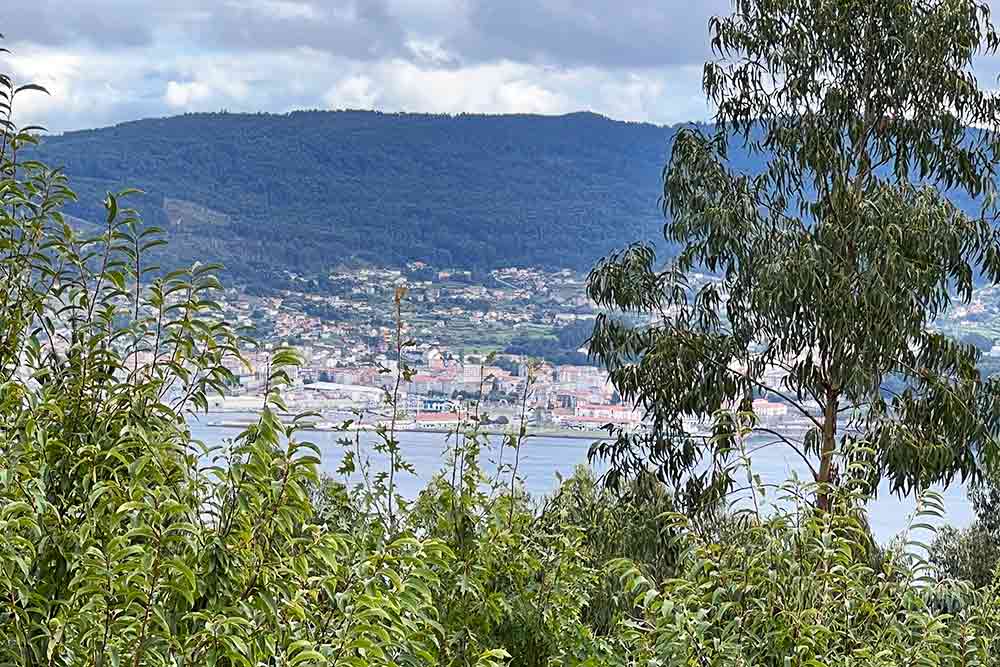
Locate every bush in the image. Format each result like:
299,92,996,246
0,72,482,666
930,524,1000,589
931,477,1000,588
613,490,1000,665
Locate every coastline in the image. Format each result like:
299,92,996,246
204,419,615,441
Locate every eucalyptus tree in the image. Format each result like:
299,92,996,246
588,0,1000,511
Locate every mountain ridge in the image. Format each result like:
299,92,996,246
29,109,681,287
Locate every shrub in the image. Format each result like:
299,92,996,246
613,488,1000,665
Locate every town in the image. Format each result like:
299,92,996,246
184,261,1000,438
74,256,1000,438
189,263,805,435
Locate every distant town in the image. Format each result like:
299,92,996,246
205,263,636,434
116,261,1000,438
145,262,801,437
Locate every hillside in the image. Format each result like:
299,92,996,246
30,110,686,286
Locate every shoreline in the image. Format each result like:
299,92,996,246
203,420,615,441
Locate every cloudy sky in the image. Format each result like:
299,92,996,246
2,0,736,133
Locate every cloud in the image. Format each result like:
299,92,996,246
0,2,158,48
5,1,1000,136
0,1,732,131
164,81,212,108
348,60,569,115
184,0,410,61
4,0,726,66
451,0,731,68
3,45,161,131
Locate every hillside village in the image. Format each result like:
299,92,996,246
172,263,802,434
163,259,1000,436
31,256,997,436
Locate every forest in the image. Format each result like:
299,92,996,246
27,109,684,288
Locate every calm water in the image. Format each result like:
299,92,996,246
188,415,973,544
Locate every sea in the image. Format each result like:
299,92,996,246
188,413,973,545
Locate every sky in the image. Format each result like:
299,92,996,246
1,0,733,133
8,1,1000,134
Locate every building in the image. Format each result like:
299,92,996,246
752,398,789,422
405,395,454,413
574,403,643,424
555,365,605,389
302,382,385,405
415,412,464,428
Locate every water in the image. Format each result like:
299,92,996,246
188,415,973,544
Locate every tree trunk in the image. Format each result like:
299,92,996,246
816,388,838,511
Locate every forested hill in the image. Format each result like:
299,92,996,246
29,110,689,286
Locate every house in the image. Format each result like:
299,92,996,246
415,412,464,428
752,398,789,422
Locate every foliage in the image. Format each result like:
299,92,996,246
504,320,596,366
613,486,1000,665
931,474,1000,587
539,466,717,635
588,0,1000,512
0,63,483,667
930,523,1000,589
406,446,597,666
